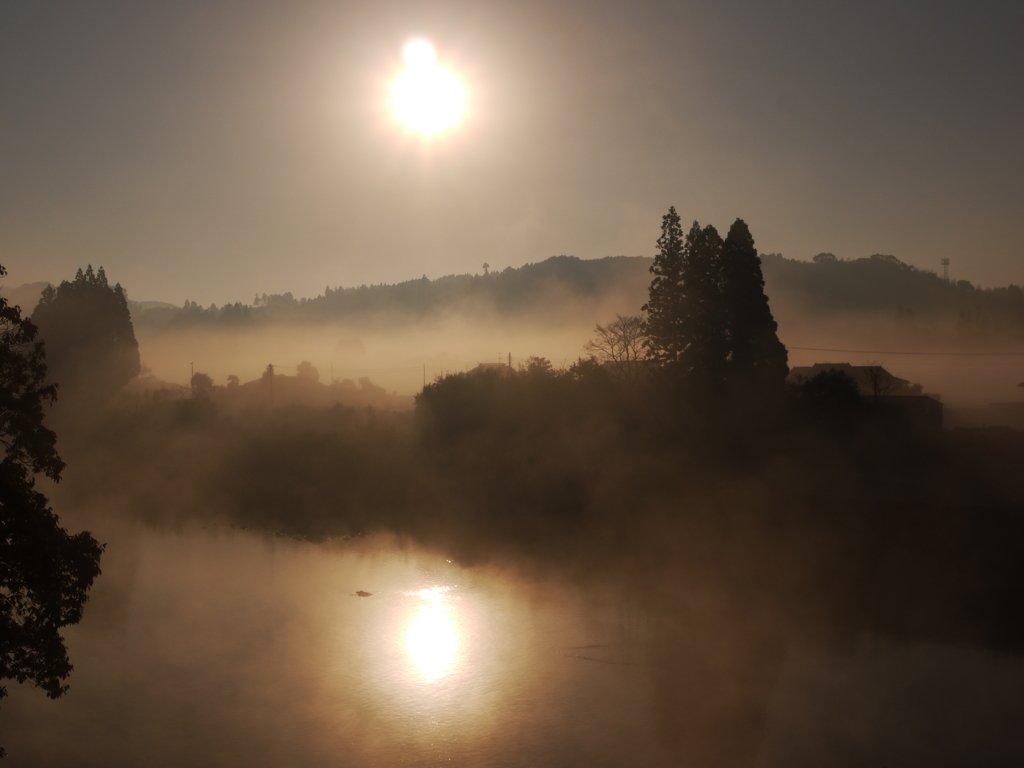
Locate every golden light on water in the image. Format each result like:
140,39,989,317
391,40,466,136
404,587,460,680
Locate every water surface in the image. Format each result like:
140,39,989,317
5,524,1024,767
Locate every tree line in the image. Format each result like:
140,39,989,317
643,210,788,398
119,249,1024,340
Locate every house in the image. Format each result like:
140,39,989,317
787,362,920,397
470,361,513,376
788,362,943,430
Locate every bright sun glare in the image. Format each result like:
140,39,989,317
404,587,459,680
392,40,466,136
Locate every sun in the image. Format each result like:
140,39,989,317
391,40,466,136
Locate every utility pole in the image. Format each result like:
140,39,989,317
423,363,426,389
190,362,194,398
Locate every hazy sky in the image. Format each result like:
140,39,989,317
2,0,1022,305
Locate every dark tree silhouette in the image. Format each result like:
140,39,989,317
519,356,553,376
31,265,140,410
643,208,686,370
190,372,214,398
0,266,103,758
583,314,648,382
296,361,320,382
719,219,788,395
643,209,727,389
864,364,900,401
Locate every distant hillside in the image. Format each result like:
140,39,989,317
129,252,1024,339
131,300,180,312
760,253,1024,338
134,255,652,330
0,281,52,315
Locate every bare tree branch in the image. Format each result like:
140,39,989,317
583,314,649,382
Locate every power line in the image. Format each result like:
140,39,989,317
788,346,1024,357
327,365,449,373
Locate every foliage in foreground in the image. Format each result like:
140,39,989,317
0,266,104,758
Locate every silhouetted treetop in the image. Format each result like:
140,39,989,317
583,314,648,383
32,265,140,407
296,361,320,382
720,219,788,395
642,210,786,398
643,211,729,387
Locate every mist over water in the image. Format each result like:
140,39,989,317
3,526,665,767
136,310,1024,407
5,522,1024,767
134,317,602,399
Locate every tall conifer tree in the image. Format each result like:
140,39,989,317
643,207,686,370
719,219,788,394
643,209,728,387
682,221,727,387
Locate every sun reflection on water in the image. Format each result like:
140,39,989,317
405,587,460,681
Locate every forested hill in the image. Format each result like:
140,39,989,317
133,255,653,329
762,253,1023,316
761,253,1024,337
127,252,1024,336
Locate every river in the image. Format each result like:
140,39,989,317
4,524,1024,766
